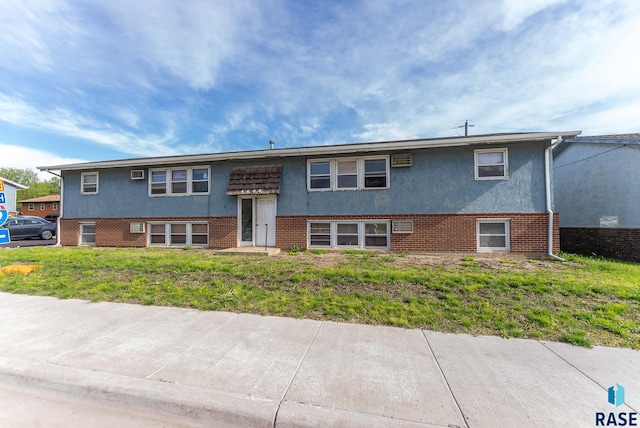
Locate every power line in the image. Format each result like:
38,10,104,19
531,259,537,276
553,145,625,169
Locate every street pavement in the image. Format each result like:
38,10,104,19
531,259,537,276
0,292,638,427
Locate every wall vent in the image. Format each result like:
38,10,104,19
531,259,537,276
130,222,146,233
392,220,413,234
391,153,412,167
131,170,145,180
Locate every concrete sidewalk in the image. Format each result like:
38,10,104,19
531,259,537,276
0,292,637,427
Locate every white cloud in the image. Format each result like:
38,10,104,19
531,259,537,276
0,144,84,180
500,0,568,31
0,95,179,158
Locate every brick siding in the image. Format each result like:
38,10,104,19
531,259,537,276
60,217,236,248
60,213,557,254
560,227,640,262
277,213,558,254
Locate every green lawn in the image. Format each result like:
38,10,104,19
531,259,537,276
0,247,638,349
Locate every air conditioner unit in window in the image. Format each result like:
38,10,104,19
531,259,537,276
130,222,146,233
392,220,413,234
391,153,412,167
131,170,145,180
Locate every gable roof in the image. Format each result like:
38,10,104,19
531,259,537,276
17,195,61,203
38,131,581,172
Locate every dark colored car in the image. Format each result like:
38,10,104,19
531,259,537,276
2,216,57,240
44,214,59,223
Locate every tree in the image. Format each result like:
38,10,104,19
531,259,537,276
0,167,38,188
0,167,60,210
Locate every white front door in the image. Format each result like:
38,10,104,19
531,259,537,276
238,196,276,247
256,196,276,247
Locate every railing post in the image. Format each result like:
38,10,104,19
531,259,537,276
264,224,268,251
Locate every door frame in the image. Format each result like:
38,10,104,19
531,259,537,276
237,195,277,247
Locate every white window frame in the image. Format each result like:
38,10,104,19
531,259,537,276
28,203,34,211
40,203,46,211
477,219,510,251
53,203,58,211
307,220,390,250
474,148,508,180
147,222,209,247
308,222,332,247
307,156,390,191
148,166,210,197
81,172,99,195
79,223,96,246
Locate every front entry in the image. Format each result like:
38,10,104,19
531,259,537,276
238,196,276,247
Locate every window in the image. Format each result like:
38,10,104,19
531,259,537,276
309,161,331,190
477,220,510,251
171,170,188,194
148,223,209,247
191,223,209,245
308,220,389,249
170,223,187,244
192,168,209,193
28,203,34,211
364,159,387,188
475,149,508,180
336,160,358,189
40,203,46,211
336,223,359,247
307,156,389,191
365,222,388,247
149,166,210,196
53,203,58,211
80,223,96,245
149,224,166,244
81,172,99,194
309,222,331,247
150,171,167,195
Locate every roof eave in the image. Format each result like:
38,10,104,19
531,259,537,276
38,131,582,172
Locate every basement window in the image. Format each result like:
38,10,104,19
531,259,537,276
477,220,510,251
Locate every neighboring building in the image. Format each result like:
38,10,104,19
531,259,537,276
0,176,28,217
39,132,579,253
554,134,640,262
17,195,61,219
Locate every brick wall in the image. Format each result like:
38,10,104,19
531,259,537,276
276,213,557,254
59,217,236,248
560,227,640,262
60,213,557,254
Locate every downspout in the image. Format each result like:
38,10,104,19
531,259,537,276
44,170,63,247
545,137,565,261
56,174,63,246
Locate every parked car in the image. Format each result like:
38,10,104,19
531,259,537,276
1,216,56,240
44,214,59,223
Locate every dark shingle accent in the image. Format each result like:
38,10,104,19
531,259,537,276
226,165,282,195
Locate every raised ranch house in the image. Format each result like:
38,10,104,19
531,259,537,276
39,132,580,254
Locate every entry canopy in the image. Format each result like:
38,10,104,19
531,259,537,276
226,165,282,195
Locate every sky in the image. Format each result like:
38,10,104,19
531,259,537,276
1,0,639,179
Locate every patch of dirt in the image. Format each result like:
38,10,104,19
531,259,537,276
278,251,564,272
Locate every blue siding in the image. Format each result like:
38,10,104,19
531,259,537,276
62,141,548,219
554,143,640,228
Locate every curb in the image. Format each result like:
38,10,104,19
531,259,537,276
0,356,450,427
0,356,276,427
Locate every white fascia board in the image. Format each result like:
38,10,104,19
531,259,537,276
38,131,582,172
